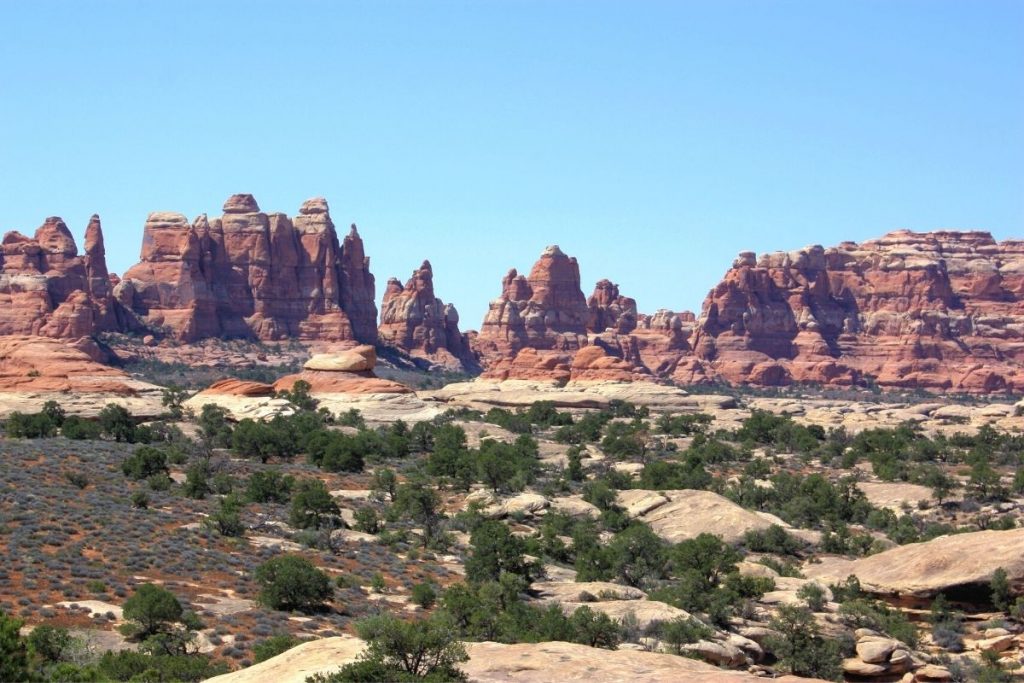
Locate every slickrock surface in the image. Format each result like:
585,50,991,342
206,636,791,683
187,344,444,423
803,527,1024,597
617,489,792,544
204,636,366,683
0,335,162,417
427,378,717,411
378,260,474,368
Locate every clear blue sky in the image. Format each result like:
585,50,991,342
2,1,1021,324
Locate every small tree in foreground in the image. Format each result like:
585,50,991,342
0,611,29,682
308,613,467,682
122,583,183,639
766,604,842,680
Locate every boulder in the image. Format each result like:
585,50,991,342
304,346,376,372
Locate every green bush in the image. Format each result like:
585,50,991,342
411,583,438,609
247,469,295,504
98,404,136,442
3,411,58,438
290,479,340,530
254,555,333,612
61,415,102,440
121,446,169,480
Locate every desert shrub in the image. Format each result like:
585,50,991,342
99,404,136,442
839,598,919,648
476,436,539,493
161,386,190,419
411,583,437,609
465,520,539,586
353,507,380,534
928,593,963,652
198,404,233,448
335,408,366,429
658,616,714,654
637,453,711,490
991,567,1011,612
97,651,226,682
3,411,58,438
61,416,103,440
65,471,89,489
742,524,806,556
797,582,827,611
207,495,246,537
122,584,183,638
121,446,169,480
604,524,668,588
246,469,295,504
182,460,212,499
290,479,340,530
392,479,443,546
370,468,398,501
147,472,173,491
310,613,467,682
655,412,712,436
0,610,30,682
255,555,332,613
600,420,649,460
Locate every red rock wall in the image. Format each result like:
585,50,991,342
116,195,378,343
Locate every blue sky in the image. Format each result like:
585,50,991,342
1,0,1021,323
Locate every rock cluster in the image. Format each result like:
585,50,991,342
1,196,380,345
0,216,119,337
690,230,1024,392
477,245,591,357
474,246,682,383
117,195,377,343
378,260,474,368
4,203,1023,394
473,231,1024,393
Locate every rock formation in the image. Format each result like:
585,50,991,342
273,345,410,395
0,216,119,338
378,260,474,368
588,279,637,334
3,201,1022,396
477,245,590,357
475,247,659,382
690,230,1024,392
118,195,377,343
